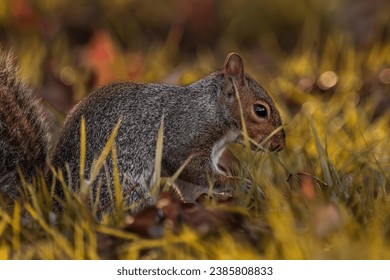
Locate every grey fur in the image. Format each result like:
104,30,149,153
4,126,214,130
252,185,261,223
0,51,51,199
51,53,285,216
0,51,284,216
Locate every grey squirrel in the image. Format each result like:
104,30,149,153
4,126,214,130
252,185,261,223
0,51,285,216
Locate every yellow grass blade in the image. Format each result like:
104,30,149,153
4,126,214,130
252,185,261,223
11,202,21,251
25,204,74,258
74,221,85,259
164,155,193,188
151,117,164,201
233,81,251,153
111,143,124,218
79,116,86,184
79,118,122,199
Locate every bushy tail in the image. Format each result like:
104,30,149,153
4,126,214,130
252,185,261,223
0,51,51,199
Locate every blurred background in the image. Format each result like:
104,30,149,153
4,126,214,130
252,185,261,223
1,0,390,259
0,0,389,126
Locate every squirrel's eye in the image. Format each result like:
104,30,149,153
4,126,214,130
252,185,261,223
253,104,268,118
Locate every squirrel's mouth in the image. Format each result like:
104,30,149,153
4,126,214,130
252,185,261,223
235,132,285,152
214,131,285,176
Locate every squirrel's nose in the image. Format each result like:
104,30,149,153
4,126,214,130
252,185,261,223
269,130,286,152
269,142,284,152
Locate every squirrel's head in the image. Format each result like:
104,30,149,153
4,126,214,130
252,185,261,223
220,53,285,152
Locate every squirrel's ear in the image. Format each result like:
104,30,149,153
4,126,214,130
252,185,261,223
223,53,245,86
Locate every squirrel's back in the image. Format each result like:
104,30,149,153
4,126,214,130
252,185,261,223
0,51,51,199
50,77,229,214
50,51,286,217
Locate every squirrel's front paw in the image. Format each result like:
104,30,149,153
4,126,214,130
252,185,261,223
194,191,234,203
213,191,234,201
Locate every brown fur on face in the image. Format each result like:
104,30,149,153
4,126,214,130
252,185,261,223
236,85,285,151
221,53,285,152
